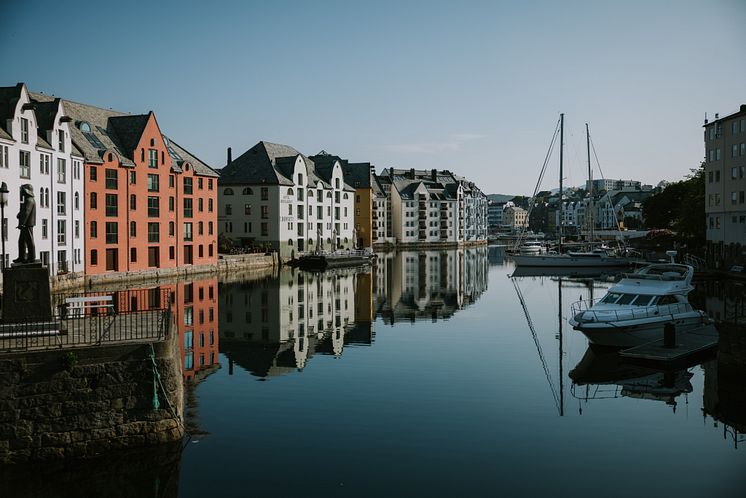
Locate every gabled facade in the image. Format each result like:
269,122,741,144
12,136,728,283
28,93,220,275
0,83,85,274
219,141,355,260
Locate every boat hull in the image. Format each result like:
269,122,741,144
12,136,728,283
571,313,710,347
512,254,631,268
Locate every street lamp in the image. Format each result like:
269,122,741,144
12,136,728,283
0,181,8,270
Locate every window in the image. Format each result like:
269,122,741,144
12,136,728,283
90,221,98,238
20,118,28,143
225,204,232,215
130,221,137,238
261,222,268,236
105,222,118,244
131,248,137,262
149,149,158,168
733,144,739,158
58,129,65,152
184,177,193,194
261,187,268,200
223,187,234,196
198,178,203,190
90,166,98,181
208,198,213,212
19,150,30,178
148,174,159,192
105,169,117,189
208,221,213,235
245,204,251,215
0,145,8,168
184,198,193,218
57,192,66,215
288,204,293,215
732,191,737,204
208,179,213,190
184,222,193,241
261,205,269,219
243,187,253,195
105,193,118,216
90,249,98,266
40,153,49,174
169,196,175,212
148,196,160,217
129,171,136,184
198,221,204,235
198,198,204,212
148,222,160,242
41,219,48,239
90,192,98,210
169,175,175,188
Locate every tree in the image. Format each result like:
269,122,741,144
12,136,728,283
642,164,705,246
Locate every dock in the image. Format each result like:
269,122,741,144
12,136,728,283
620,324,719,362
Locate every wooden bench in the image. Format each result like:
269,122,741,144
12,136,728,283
63,295,115,318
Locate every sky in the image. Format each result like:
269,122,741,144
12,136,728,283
2,0,745,195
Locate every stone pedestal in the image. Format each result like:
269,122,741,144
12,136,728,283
1,263,51,322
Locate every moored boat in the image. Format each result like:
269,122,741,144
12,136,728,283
569,253,711,347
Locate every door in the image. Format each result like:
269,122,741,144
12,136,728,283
184,245,193,265
106,248,118,271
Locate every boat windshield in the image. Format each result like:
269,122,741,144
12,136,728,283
599,293,655,306
600,292,622,304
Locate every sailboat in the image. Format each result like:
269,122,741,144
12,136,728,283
512,115,632,268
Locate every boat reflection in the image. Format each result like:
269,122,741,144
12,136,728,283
569,346,694,411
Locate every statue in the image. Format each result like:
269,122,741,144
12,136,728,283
13,184,36,264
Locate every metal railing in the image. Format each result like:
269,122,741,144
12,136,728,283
570,298,695,324
0,289,172,353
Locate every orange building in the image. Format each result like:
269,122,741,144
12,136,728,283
30,94,219,274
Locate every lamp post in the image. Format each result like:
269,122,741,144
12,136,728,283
0,181,8,270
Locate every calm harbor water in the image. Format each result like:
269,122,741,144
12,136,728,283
5,247,745,497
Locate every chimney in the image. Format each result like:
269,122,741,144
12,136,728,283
227,147,232,165
715,113,719,119
409,168,415,179
431,169,437,182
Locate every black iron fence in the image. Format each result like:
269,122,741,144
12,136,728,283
0,289,172,353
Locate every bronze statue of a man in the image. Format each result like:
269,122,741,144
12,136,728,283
13,184,36,264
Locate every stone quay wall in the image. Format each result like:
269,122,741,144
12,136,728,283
0,328,184,464
45,252,278,292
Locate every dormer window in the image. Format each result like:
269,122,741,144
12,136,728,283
79,122,91,133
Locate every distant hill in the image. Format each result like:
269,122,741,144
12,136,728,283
487,194,517,203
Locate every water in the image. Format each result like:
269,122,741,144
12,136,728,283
4,247,745,497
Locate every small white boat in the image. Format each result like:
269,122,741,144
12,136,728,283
512,251,630,268
569,253,711,347
518,241,544,254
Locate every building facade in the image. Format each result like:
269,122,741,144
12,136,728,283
218,141,355,260
0,83,85,274
34,95,220,275
704,105,746,252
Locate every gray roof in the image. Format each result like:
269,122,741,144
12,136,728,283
29,91,215,175
0,84,22,140
219,141,300,186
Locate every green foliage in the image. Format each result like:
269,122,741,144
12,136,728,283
642,164,705,246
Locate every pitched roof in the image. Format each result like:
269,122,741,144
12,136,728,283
108,114,151,159
0,84,23,140
165,137,220,178
219,141,299,186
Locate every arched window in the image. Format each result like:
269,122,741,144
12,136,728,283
344,237,348,243
288,239,293,246
79,122,91,133
74,192,79,210
326,192,332,198
108,152,114,162
140,149,144,162
242,187,253,195
287,188,294,195
335,179,340,189
343,193,349,199
150,138,155,146
308,189,314,198
223,188,234,195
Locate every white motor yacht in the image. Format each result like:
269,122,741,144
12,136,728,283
569,253,710,347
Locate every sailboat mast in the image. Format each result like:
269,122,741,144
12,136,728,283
586,123,593,245
559,113,564,254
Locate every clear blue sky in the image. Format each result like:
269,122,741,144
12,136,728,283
2,0,745,194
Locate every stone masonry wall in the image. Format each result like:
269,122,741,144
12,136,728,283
0,330,183,464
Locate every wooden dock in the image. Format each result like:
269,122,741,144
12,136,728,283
620,324,719,362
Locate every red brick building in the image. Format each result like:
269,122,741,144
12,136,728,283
31,94,219,274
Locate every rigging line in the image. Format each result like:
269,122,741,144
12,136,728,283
589,135,626,245
510,278,561,413
514,117,561,250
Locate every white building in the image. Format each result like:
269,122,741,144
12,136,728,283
0,83,85,274
218,141,354,260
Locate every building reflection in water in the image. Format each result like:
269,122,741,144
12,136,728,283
373,247,488,324
218,248,488,378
